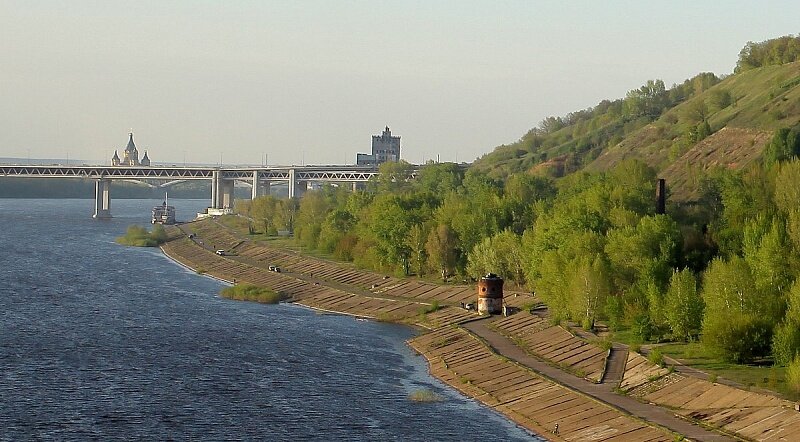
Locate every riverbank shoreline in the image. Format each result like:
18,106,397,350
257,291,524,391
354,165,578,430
154,221,692,441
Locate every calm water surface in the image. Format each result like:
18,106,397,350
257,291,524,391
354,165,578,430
0,199,539,441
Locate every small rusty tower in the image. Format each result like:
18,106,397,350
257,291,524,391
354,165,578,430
656,178,666,215
477,273,504,315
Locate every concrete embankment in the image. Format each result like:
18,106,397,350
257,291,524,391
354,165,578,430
408,327,673,441
158,221,681,441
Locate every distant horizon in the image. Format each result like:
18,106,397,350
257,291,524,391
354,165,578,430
3,2,800,165
0,156,464,167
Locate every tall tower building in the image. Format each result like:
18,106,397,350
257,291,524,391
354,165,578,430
357,126,401,166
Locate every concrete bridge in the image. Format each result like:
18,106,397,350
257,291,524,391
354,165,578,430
0,164,399,218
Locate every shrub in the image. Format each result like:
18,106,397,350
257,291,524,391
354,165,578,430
220,284,285,304
116,224,168,247
418,300,441,315
772,320,800,366
702,314,773,363
788,356,800,394
648,348,665,367
632,313,653,342
408,388,443,402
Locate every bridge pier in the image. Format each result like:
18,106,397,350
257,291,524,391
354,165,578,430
288,168,309,199
220,180,235,209
252,171,260,199
210,170,220,209
93,179,112,219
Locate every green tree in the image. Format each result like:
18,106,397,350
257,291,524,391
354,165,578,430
702,257,773,363
742,217,791,298
295,191,332,248
416,162,464,197
249,195,281,235
567,254,610,330
317,209,356,253
708,88,732,111
406,224,429,276
426,223,457,281
664,269,703,341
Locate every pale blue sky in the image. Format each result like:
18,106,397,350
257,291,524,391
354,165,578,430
1,1,798,165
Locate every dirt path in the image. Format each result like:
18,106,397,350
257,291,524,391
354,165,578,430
463,318,736,442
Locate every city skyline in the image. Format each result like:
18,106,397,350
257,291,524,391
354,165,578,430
2,1,800,166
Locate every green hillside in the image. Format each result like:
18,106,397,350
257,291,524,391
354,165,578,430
472,37,800,201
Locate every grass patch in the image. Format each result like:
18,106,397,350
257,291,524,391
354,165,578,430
220,284,286,304
430,336,460,349
217,215,253,234
648,348,665,367
408,388,443,403
591,337,613,351
116,224,167,247
658,341,795,398
418,300,441,315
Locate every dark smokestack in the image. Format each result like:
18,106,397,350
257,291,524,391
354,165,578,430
656,178,666,215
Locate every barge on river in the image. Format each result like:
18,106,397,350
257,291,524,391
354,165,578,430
152,194,176,224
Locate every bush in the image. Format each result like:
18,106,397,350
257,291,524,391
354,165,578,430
408,388,443,402
116,224,168,247
703,314,773,363
418,300,441,315
772,320,800,366
787,356,800,394
632,313,653,342
220,284,285,304
648,348,665,367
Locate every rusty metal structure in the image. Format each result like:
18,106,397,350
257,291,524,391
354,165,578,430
477,273,504,315
656,178,666,215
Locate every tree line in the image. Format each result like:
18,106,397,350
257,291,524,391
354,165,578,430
237,130,800,367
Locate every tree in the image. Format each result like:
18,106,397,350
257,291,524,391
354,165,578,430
605,215,682,293
763,128,793,166
709,88,732,111
701,257,773,363
406,224,429,276
317,209,356,253
466,229,525,286
276,197,300,233
367,194,418,273
249,195,281,235
502,174,556,233
567,254,610,330
742,217,791,298
426,224,457,281
294,191,330,248
774,280,800,365
664,269,703,341
416,162,464,197
371,160,415,193
623,79,667,119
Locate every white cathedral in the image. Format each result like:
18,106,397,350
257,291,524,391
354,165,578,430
112,132,150,166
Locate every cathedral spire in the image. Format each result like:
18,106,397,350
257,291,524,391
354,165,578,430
126,132,136,153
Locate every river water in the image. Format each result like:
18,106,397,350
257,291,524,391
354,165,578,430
0,199,538,441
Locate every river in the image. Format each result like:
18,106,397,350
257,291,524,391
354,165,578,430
0,198,539,441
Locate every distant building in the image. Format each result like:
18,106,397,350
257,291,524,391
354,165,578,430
112,132,151,166
357,126,401,166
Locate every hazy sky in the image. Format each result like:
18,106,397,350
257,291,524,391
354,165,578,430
2,1,799,166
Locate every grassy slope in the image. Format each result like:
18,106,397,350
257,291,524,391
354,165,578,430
590,61,800,200
473,61,800,199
